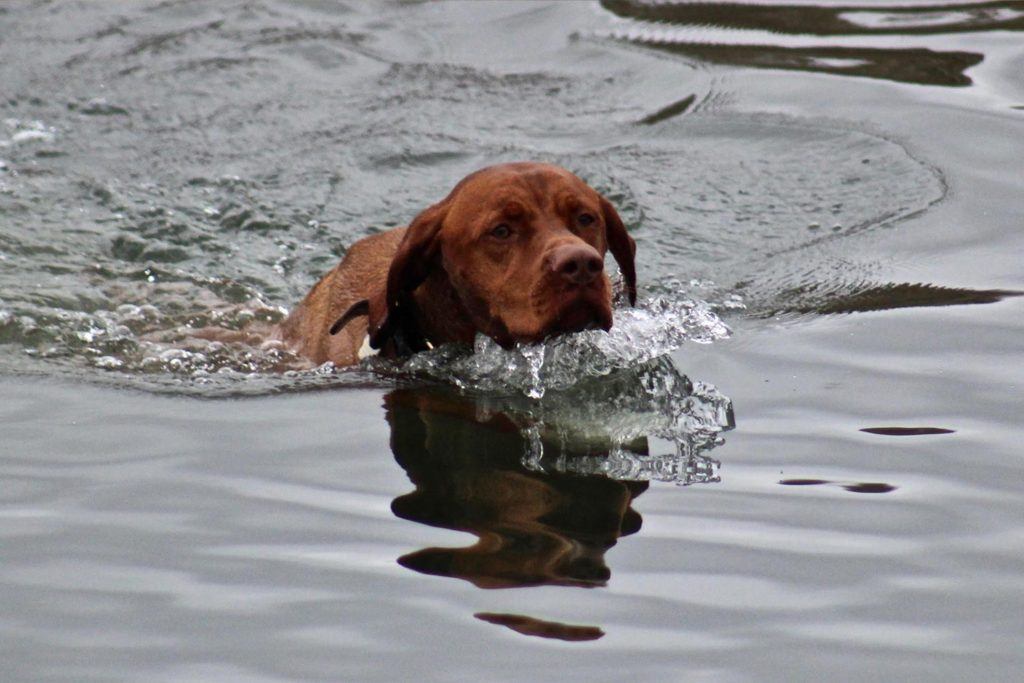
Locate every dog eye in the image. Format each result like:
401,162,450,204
490,223,512,239
577,213,596,227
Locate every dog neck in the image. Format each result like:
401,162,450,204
409,269,481,348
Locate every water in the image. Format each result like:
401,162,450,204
2,1,1023,680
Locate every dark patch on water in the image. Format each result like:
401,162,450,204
636,93,696,125
860,426,956,436
607,39,982,87
780,478,898,493
601,0,1024,37
844,482,898,494
761,282,1022,316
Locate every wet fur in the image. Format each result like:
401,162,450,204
277,162,636,367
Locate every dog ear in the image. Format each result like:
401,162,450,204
367,200,449,351
600,196,637,305
328,299,369,336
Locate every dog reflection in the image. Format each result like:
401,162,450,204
385,388,648,589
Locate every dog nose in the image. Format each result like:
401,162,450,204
548,243,603,286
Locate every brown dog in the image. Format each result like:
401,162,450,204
277,162,637,366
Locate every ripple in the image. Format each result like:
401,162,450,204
597,0,1016,86
0,0,952,396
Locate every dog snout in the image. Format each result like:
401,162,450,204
547,243,603,286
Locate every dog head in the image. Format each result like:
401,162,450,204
360,162,636,352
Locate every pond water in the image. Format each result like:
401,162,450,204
2,1,1023,680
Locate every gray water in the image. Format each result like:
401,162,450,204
2,1,1023,681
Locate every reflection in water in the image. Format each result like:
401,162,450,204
763,282,1022,317
601,1,1024,37
596,0,1024,86
860,426,956,435
475,613,604,641
385,360,732,590
779,479,898,494
387,387,650,589
603,31,981,87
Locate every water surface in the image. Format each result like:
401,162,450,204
2,1,1023,681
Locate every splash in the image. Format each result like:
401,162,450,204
374,295,735,485
0,294,345,395
2,118,57,146
390,294,731,399
512,365,733,486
